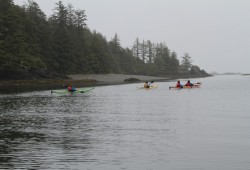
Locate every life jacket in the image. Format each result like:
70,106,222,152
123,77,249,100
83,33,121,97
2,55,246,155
67,86,73,91
185,82,190,86
176,83,181,87
144,83,150,88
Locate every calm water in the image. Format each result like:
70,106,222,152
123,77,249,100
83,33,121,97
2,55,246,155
1,75,250,170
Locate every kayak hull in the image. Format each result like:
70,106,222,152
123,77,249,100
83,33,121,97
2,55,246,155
51,87,94,94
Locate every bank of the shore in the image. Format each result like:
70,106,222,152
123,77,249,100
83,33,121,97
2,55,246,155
67,74,170,84
0,74,210,94
0,74,169,94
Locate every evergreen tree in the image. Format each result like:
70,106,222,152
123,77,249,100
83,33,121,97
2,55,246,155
169,51,179,73
0,0,37,75
132,37,140,59
74,9,87,29
49,1,73,73
180,53,192,72
147,40,153,64
140,40,147,63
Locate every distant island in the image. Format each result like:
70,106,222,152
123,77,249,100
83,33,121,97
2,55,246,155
221,72,242,75
210,72,243,76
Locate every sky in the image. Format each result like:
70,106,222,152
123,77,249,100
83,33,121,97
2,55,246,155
13,0,250,73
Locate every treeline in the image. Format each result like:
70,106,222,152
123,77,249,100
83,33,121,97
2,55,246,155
0,0,210,80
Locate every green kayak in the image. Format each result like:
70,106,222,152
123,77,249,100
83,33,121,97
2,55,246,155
51,87,94,94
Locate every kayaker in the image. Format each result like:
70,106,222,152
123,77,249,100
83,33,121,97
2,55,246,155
185,80,193,87
176,80,183,88
144,81,150,88
63,84,76,92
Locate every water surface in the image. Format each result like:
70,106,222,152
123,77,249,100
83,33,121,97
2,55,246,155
1,75,250,169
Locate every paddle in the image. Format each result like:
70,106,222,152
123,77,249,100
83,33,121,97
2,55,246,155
144,81,155,88
194,82,201,85
190,82,201,87
148,81,154,87
169,86,173,90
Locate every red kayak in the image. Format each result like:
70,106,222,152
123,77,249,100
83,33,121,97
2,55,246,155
169,82,201,90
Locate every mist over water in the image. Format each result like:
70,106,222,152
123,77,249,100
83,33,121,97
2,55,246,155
1,75,250,169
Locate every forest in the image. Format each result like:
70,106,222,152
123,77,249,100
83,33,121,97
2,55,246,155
0,0,211,80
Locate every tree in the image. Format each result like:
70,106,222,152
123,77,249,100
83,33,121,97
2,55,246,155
25,0,46,19
180,53,192,72
49,1,72,73
110,33,121,52
74,9,87,29
169,51,179,73
140,40,147,63
132,37,140,59
66,3,75,27
24,0,48,69
0,0,34,73
147,40,154,63
50,1,68,26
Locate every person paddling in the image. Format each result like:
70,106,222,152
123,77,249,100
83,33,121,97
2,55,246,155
63,84,76,92
144,81,155,88
144,81,150,88
185,80,193,87
176,80,183,88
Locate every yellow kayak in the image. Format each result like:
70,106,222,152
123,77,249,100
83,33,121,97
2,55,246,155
137,84,158,89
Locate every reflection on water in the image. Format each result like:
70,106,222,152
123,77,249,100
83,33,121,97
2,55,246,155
1,75,250,169
0,94,95,169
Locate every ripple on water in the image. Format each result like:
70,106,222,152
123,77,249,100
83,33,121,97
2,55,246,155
1,76,250,169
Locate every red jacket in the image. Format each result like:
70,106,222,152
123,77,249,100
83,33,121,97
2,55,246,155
176,82,181,87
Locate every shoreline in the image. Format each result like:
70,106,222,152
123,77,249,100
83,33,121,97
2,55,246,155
67,74,170,84
0,73,208,94
0,74,171,94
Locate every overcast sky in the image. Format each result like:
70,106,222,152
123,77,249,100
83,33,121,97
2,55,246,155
14,0,250,73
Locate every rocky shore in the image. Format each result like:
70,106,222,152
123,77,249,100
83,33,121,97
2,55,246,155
0,74,170,94
67,74,169,84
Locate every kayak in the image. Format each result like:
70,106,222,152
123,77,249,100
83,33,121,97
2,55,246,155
169,83,201,90
137,84,158,89
51,87,94,94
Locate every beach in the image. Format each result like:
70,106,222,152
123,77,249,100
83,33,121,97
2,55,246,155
67,74,170,85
